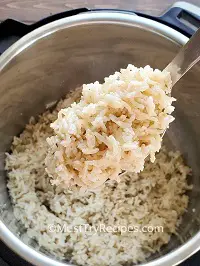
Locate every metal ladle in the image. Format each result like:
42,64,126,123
120,27,200,177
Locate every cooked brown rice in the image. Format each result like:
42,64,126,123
5,87,191,266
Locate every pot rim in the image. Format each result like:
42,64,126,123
0,10,197,266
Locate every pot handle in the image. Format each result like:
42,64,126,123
0,8,89,55
158,2,200,37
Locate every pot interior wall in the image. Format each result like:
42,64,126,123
0,22,200,264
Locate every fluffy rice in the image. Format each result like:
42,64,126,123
45,65,175,189
5,87,191,266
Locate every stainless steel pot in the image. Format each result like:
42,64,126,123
0,3,200,266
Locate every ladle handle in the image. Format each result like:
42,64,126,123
165,27,200,87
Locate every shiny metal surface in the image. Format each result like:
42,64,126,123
0,10,200,266
166,27,200,86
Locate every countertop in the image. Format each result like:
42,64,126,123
0,0,199,23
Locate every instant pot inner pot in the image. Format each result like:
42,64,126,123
0,22,200,263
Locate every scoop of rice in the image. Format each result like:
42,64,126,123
45,64,175,189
